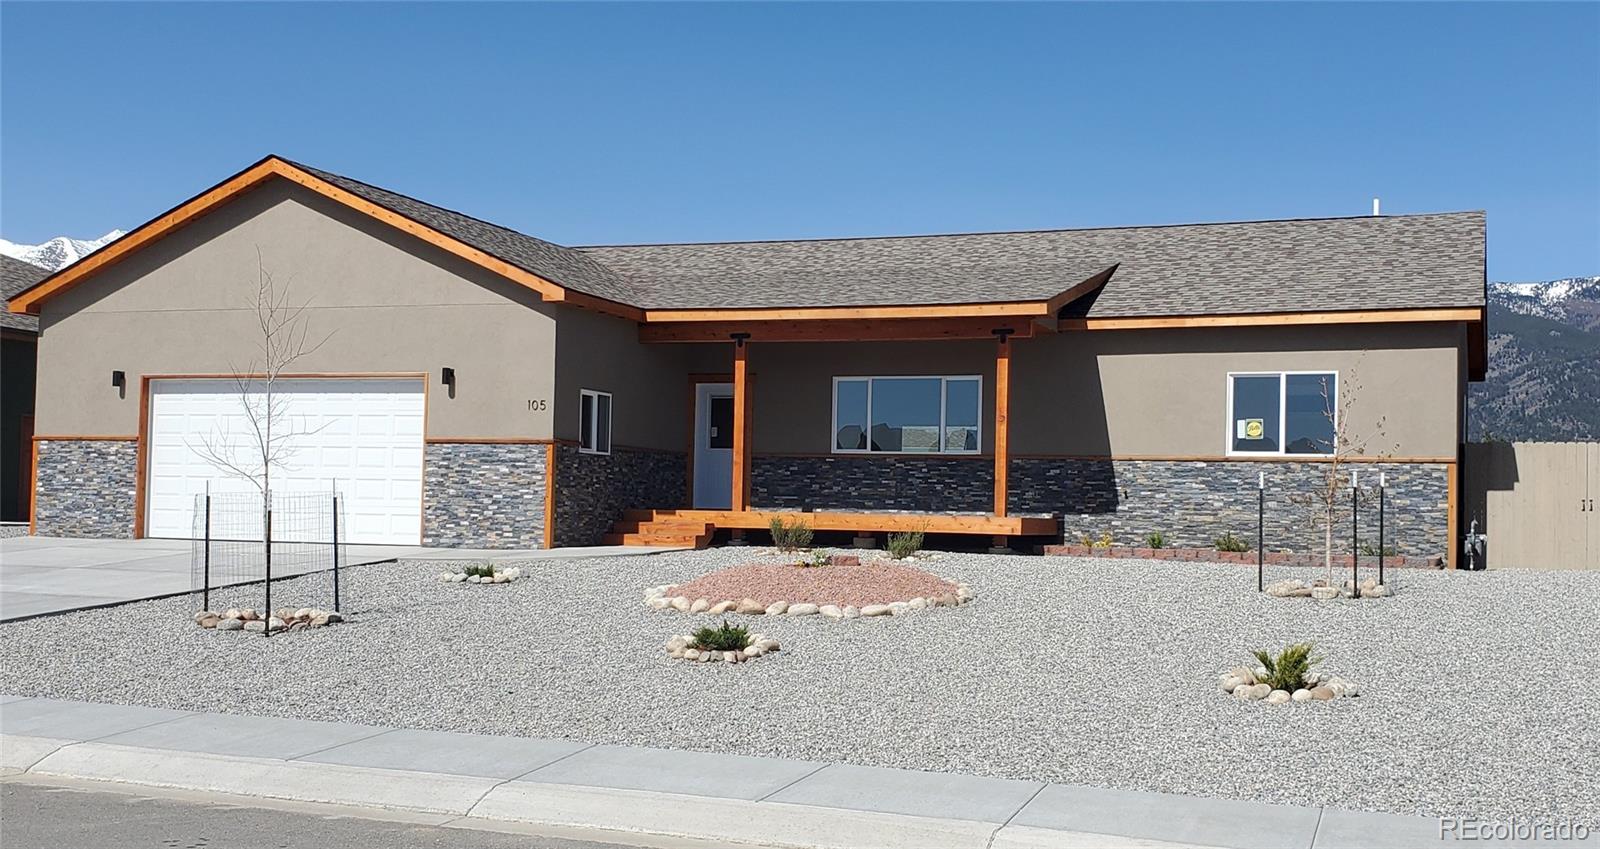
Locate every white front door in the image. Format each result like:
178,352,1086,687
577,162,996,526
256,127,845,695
693,383,734,509
145,377,425,544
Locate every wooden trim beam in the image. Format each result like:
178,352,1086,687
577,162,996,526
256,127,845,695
640,317,1037,344
644,302,1055,324
731,339,751,511
7,157,642,322
1060,307,1482,332
994,334,1011,517
544,442,557,549
1446,461,1459,570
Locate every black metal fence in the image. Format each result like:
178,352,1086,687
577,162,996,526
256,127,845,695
191,490,349,629
1253,472,1394,595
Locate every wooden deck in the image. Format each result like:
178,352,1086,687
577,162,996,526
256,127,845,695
602,509,1058,548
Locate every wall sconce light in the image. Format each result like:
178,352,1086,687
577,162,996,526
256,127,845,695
441,367,456,398
111,370,126,391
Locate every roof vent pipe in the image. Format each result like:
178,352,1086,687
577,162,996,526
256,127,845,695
1372,197,1381,216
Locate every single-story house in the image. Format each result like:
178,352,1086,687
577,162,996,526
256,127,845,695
7,156,1486,565
1,256,47,524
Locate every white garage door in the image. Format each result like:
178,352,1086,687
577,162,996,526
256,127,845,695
145,378,425,544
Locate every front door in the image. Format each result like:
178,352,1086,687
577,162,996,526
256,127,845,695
693,383,734,508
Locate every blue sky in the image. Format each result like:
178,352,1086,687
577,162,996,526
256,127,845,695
2,2,1596,281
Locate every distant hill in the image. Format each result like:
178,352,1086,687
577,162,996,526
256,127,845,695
1470,276,1600,441
0,230,124,271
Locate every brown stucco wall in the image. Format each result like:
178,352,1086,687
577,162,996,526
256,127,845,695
553,305,691,452
34,180,559,440
726,323,1462,459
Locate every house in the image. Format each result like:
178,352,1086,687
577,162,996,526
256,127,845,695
1,256,47,525
6,156,1486,565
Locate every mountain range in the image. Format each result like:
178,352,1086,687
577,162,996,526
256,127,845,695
2,232,1594,441
0,230,124,271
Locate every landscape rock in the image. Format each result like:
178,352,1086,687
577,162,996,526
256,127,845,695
199,616,220,629
690,598,711,613
708,601,735,615
1365,584,1390,597
1266,690,1291,704
216,618,243,631
787,603,820,616
819,604,843,619
843,606,861,619
1310,686,1336,701
735,599,765,615
765,601,789,616
243,620,267,633
861,604,892,617
670,597,691,612
908,597,928,610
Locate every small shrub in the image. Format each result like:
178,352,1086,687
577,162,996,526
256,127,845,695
1144,531,1167,549
1077,530,1114,548
887,528,925,560
1250,642,1322,692
1359,540,1397,557
1214,531,1250,553
795,550,830,569
464,562,496,578
769,516,813,552
690,620,751,652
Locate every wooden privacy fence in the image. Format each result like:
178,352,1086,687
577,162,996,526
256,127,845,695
1463,442,1600,570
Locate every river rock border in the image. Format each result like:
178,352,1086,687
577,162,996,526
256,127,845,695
1220,666,1361,704
642,581,974,619
664,633,781,664
195,607,343,633
436,566,523,584
1266,576,1390,599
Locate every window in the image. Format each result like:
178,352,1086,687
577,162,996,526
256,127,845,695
832,376,981,454
1227,371,1336,456
580,389,612,454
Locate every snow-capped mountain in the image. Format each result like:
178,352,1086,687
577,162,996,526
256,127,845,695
0,230,126,272
1488,276,1600,331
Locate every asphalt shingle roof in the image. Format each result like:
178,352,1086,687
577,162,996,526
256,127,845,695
0,255,47,333
577,212,1487,315
289,160,1483,318
287,161,649,308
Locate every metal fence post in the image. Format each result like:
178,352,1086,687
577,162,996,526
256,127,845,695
203,493,212,613
1350,471,1360,598
331,493,341,613
1378,472,1386,587
1257,471,1264,593
264,506,273,637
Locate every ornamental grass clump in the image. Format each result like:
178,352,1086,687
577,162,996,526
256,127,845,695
1214,531,1250,553
1144,531,1167,549
1251,642,1322,693
769,517,814,552
464,562,495,579
690,620,751,652
887,528,925,560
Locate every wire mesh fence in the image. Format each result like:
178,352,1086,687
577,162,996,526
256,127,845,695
191,490,349,625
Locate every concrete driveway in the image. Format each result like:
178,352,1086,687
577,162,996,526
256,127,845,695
0,536,683,622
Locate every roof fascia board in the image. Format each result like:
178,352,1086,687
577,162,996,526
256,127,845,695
7,157,644,322
641,301,1055,323
1058,307,1482,331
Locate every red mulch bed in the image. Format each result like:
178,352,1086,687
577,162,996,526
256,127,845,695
667,560,958,608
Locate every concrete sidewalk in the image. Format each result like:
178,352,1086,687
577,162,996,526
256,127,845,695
5,697,1578,849
0,536,684,622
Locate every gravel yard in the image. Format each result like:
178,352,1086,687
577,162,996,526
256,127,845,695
2,547,1596,827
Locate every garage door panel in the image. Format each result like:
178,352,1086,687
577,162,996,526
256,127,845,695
146,378,424,545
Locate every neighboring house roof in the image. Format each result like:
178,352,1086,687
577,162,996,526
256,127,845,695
0,255,47,333
5,154,1486,324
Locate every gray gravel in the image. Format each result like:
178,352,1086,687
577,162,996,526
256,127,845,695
2,548,1596,827
0,525,28,539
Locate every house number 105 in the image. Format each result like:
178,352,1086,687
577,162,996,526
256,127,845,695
527,399,548,411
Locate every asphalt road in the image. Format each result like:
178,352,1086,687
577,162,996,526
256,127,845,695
0,779,723,849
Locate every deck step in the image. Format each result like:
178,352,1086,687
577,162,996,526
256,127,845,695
601,532,710,548
609,520,712,535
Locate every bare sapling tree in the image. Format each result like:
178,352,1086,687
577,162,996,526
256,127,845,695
1288,358,1398,587
192,248,333,544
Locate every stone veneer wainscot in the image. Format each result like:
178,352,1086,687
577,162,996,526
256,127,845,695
553,445,686,547
751,455,1449,557
32,439,138,538
423,442,547,548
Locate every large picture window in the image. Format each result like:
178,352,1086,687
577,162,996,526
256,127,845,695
579,389,612,455
832,376,981,454
1227,371,1337,456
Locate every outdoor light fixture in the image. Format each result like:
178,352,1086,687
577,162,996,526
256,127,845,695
111,370,125,390
441,367,455,388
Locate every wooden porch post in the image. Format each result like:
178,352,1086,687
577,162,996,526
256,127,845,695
993,330,1012,518
732,334,751,511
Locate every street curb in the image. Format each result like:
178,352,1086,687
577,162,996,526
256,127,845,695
3,733,1220,849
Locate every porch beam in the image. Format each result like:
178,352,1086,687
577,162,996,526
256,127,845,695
732,335,751,511
639,317,1036,344
994,331,1012,518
